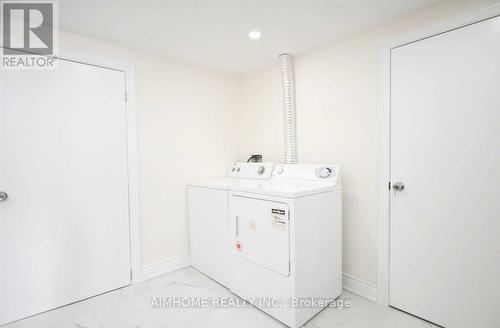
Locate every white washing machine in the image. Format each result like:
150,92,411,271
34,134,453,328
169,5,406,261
229,164,342,328
188,163,342,327
187,162,275,288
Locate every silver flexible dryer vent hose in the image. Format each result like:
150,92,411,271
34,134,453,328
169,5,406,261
279,53,297,164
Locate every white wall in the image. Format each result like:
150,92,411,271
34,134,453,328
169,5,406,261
135,60,240,266
54,0,492,285
235,0,493,285
58,32,240,267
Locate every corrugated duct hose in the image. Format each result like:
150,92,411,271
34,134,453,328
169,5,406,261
279,54,297,164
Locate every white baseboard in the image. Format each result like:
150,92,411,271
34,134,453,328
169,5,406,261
140,254,191,282
342,272,377,302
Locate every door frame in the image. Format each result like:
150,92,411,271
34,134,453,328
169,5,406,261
58,49,142,285
0,45,142,284
376,2,500,305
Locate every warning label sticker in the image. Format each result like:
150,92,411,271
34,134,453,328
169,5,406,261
271,208,287,231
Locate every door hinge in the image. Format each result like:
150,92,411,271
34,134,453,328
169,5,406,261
388,181,391,190
130,270,133,281
124,92,128,102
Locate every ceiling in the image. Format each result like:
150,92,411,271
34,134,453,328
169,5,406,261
58,0,439,73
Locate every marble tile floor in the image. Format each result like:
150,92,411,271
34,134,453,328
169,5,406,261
4,267,437,328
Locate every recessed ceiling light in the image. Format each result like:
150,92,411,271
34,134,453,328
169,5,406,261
248,30,262,40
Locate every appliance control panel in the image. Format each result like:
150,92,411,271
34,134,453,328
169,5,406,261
272,164,341,186
227,162,275,179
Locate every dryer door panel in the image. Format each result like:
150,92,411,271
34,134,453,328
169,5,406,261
231,196,290,276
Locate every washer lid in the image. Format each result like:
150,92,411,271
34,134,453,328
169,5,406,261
187,162,274,189
187,177,234,190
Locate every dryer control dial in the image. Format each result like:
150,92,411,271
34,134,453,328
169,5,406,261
317,167,332,178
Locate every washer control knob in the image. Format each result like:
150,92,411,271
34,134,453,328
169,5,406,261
317,167,332,178
231,167,235,172
257,166,265,175
236,167,240,172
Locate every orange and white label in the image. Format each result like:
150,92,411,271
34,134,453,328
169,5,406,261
235,241,242,252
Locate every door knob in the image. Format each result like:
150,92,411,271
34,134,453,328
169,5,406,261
393,182,405,192
0,191,8,201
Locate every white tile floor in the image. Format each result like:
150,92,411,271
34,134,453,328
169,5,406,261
5,267,437,328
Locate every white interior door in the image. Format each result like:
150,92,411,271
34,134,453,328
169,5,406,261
390,17,500,327
0,59,131,325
